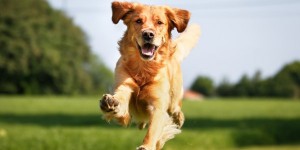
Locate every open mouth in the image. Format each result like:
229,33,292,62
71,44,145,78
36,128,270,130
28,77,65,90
137,43,158,60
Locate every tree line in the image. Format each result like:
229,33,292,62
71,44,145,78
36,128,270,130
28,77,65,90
190,61,300,99
0,0,113,95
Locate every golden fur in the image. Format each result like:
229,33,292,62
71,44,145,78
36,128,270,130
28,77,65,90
100,1,200,150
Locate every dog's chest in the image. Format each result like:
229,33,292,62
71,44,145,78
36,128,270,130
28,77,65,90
126,61,163,87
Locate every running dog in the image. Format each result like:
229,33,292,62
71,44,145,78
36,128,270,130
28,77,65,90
100,1,200,150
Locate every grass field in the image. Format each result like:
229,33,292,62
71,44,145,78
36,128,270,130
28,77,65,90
0,96,300,150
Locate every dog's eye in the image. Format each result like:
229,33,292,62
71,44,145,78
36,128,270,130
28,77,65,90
157,21,163,25
136,19,142,24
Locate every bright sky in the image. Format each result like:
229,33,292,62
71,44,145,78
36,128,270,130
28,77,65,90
48,0,300,88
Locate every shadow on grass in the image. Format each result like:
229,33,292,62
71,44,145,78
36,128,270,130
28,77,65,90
184,117,300,147
1,113,300,147
0,113,122,128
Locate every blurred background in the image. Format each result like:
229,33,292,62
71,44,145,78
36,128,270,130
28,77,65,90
0,0,300,150
1,0,300,97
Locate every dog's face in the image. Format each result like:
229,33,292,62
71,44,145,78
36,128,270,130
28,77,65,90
112,1,190,61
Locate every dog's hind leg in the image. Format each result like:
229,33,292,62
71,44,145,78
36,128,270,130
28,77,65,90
137,110,170,150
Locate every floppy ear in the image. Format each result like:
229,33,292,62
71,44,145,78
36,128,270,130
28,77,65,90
111,1,133,24
166,8,190,33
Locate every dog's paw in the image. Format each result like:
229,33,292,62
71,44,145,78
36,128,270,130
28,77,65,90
136,145,148,150
172,111,185,128
100,94,119,114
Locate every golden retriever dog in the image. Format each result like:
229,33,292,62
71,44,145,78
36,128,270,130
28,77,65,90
100,1,200,150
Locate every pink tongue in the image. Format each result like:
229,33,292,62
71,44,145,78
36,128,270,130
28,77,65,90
141,44,155,56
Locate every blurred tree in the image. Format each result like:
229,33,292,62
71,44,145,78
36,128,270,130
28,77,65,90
272,61,300,98
87,55,113,94
0,0,113,95
233,74,251,97
250,70,261,96
214,61,300,98
190,75,214,97
255,78,271,97
216,78,234,97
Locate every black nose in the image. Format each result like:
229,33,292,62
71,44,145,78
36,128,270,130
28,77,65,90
142,30,155,42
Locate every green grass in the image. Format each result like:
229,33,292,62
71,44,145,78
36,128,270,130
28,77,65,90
0,96,300,150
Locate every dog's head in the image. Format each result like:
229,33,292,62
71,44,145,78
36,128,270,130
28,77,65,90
112,1,190,61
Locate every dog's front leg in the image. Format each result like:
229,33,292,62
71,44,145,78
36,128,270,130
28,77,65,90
100,66,138,126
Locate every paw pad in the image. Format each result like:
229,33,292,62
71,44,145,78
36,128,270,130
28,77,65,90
100,94,119,113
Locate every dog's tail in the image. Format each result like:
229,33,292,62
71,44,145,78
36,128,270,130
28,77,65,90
156,117,181,150
172,24,201,62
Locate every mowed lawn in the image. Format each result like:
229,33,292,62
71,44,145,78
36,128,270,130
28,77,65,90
0,96,300,150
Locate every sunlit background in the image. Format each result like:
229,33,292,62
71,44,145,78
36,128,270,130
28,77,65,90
1,0,300,150
48,0,300,87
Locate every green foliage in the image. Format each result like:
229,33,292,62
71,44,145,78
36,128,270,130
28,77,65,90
1,96,300,150
190,75,214,96
273,61,300,98
233,74,252,96
0,0,113,95
216,78,234,97
215,61,300,98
